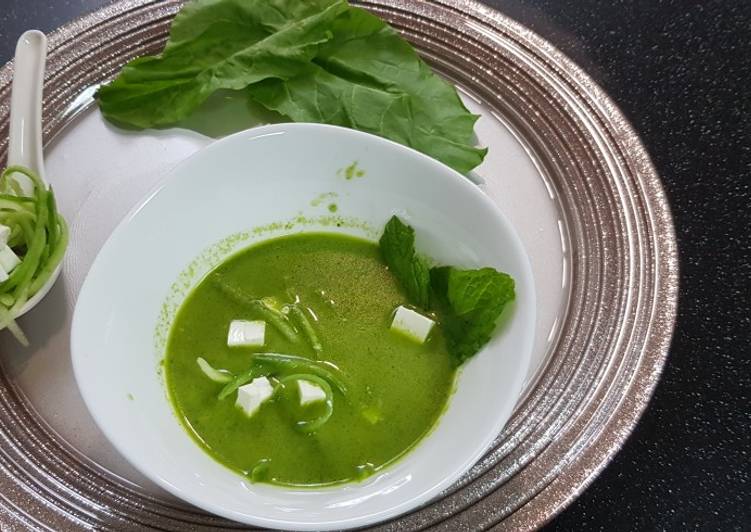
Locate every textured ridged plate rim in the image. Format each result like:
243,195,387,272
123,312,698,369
0,0,678,530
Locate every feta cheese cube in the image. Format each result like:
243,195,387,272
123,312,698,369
0,225,10,246
235,377,274,416
0,245,20,273
298,379,327,405
227,320,265,347
0,267,8,282
390,305,435,343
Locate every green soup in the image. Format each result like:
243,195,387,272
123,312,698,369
165,233,456,487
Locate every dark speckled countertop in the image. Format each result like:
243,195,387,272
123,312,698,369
1,1,749,530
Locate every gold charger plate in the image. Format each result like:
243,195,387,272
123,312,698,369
0,0,678,529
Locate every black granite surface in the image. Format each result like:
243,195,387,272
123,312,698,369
0,1,749,530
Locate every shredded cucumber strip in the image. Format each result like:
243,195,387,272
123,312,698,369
287,304,322,355
218,352,349,401
29,214,68,295
0,199,32,211
275,373,333,433
252,352,348,396
247,299,298,342
0,166,68,346
212,276,299,342
196,357,233,383
218,365,272,400
0,305,28,346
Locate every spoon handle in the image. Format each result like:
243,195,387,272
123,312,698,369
8,30,47,191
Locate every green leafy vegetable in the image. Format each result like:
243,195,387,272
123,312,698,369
378,216,430,308
430,266,515,365
378,215,515,365
248,5,487,173
97,0,349,128
96,0,486,173
0,166,68,346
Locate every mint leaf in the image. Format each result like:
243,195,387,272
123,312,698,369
378,216,430,309
430,266,515,365
96,0,486,173
379,217,516,365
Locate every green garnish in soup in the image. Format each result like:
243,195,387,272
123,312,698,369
165,218,515,487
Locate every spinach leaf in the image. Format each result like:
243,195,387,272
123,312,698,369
97,0,347,128
378,216,430,309
430,266,515,365
248,6,486,174
96,0,486,173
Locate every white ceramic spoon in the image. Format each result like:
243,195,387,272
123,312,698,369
6,30,61,317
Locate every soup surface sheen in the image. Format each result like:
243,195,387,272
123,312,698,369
166,233,456,486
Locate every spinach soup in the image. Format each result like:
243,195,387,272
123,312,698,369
165,232,456,487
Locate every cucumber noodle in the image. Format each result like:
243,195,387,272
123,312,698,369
217,352,348,400
212,352,348,433
286,304,323,356
196,356,233,383
275,373,333,433
211,276,299,342
0,166,68,346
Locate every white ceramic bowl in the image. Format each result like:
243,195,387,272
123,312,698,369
71,123,535,530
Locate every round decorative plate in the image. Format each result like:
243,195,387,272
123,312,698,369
0,0,678,530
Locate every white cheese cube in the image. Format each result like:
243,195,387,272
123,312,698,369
227,320,265,347
0,245,20,273
0,267,8,282
235,377,274,416
298,379,327,405
0,225,10,246
390,305,435,343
